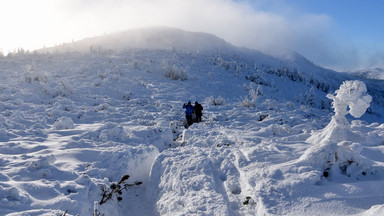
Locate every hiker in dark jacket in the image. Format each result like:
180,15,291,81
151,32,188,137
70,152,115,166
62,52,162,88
183,101,195,127
194,101,203,123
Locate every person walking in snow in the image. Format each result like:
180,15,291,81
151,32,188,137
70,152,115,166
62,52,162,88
194,101,203,123
183,101,195,128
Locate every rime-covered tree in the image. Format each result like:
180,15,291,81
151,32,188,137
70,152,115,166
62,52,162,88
326,80,372,129
300,80,373,178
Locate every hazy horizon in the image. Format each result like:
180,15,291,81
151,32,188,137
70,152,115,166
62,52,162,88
1,0,383,71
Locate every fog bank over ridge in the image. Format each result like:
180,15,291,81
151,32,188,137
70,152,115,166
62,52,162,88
40,27,233,53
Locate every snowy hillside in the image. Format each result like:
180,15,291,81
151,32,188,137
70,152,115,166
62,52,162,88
349,67,384,80
1,27,384,216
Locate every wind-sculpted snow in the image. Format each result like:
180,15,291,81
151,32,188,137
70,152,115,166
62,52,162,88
1,37,384,216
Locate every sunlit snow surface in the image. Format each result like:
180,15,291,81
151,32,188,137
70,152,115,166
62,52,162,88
1,45,384,216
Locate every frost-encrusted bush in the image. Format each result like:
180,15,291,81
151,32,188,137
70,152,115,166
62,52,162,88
334,141,368,177
240,83,261,108
0,185,28,205
122,91,132,100
240,96,255,108
53,117,75,130
212,55,232,70
44,79,73,98
162,61,188,81
23,64,73,98
26,155,56,178
206,96,225,106
98,65,122,82
97,103,110,111
23,64,48,84
98,124,127,142
27,155,56,171
303,87,315,107
314,80,331,93
245,66,268,86
265,66,305,83
262,99,277,110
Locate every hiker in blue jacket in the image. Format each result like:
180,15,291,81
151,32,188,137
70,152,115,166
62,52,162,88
183,101,195,128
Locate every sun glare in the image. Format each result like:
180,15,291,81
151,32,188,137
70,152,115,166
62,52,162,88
1,1,51,52
0,0,95,53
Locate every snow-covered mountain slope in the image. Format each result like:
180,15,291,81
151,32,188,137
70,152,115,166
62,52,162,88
1,27,384,216
349,67,384,80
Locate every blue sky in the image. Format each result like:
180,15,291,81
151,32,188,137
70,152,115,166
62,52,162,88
288,1,383,48
0,0,382,71
246,0,384,70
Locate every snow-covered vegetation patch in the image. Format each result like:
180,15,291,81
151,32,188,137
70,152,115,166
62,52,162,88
53,117,75,130
162,62,189,81
206,96,225,106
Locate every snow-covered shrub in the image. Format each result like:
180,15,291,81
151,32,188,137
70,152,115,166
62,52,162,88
26,155,57,178
98,65,121,82
262,99,276,110
53,116,75,130
132,59,140,70
303,87,315,106
256,124,292,136
286,68,305,82
23,64,48,84
98,124,127,142
256,84,263,96
335,141,368,177
162,62,188,81
93,79,102,87
108,65,122,81
258,113,269,121
243,196,256,206
122,91,132,100
245,67,268,86
97,103,110,111
23,64,73,98
0,185,28,206
144,58,154,73
314,80,331,93
240,83,260,108
240,96,255,108
27,155,56,171
265,66,304,82
44,78,73,98
206,96,225,106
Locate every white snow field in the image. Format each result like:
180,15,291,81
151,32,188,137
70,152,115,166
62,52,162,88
1,27,384,216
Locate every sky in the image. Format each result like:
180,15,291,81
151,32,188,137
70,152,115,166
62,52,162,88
0,0,383,71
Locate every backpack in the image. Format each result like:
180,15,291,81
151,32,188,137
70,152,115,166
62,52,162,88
185,104,193,116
